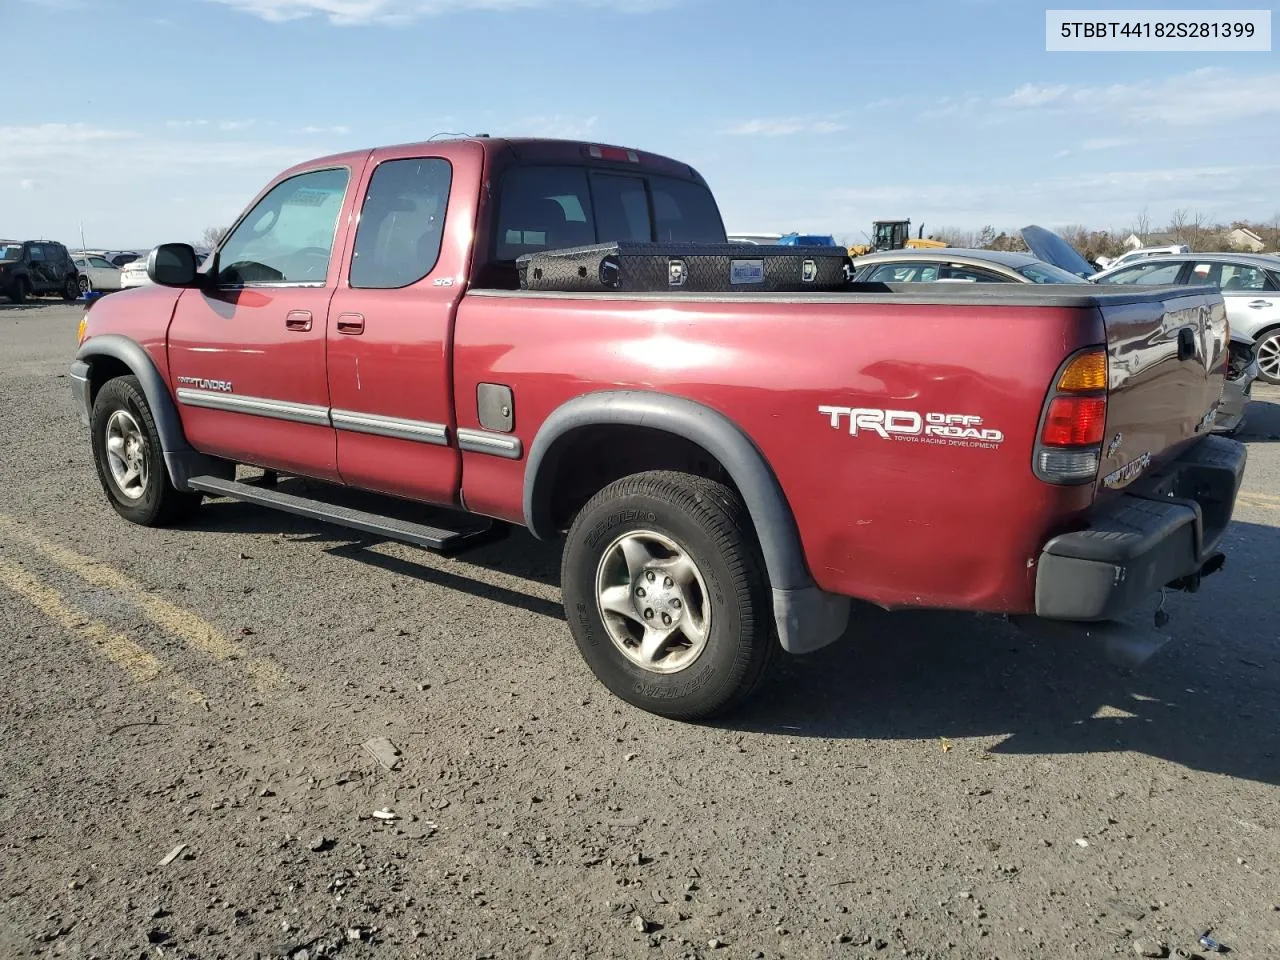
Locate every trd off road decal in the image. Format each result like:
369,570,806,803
818,406,1004,450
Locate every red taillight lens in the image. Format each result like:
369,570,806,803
1041,396,1106,447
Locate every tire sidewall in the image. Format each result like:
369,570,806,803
562,487,754,717
90,378,166,525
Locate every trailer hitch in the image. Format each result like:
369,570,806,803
1166,551,1226,594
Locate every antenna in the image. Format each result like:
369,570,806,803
427,131,469,141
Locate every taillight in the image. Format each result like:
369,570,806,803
1033,349,1107,485
584,144,641,163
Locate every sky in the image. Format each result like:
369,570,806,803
2,0,1278,249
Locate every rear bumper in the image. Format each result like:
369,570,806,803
1034,435,1246,621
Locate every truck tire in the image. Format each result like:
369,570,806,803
561,470,777,721
90,375,202,526
63,276,81,301
7,278,28,304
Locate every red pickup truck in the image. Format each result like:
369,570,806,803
71,136,1246,720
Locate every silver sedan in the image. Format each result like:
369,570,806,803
851,248,1087,284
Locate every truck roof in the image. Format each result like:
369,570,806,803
279,136,707,185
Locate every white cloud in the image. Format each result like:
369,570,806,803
166,119,210,129
994,68,1280,127
825,162,1280,230
719,117,847,137
507,115,599,139
205,0,675,24
1081,137,1138,152
0,123,135,147
19,179,42,191
295,125,352,134
1000,82,1070,108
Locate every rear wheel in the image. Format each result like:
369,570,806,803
63,275,80,300
90,376,202,526
7,278,28,304
560,470,777,721
1255,329,1280,386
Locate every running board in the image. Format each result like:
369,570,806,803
186,475,500,553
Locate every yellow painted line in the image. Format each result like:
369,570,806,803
1238,495,1280,512
0,516,286,691
1239,490,1280,506
0,557,204,705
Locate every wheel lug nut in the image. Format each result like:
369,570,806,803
644,609,654,620
636,587,646,598
671,599,681,609
646,571,656,582
661,613,671,626
663,577,673,588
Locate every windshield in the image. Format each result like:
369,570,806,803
0,244,22,261
1016,261,1087,284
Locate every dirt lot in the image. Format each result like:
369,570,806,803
2,301,1278,960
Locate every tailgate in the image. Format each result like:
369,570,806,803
1095,284,1228,495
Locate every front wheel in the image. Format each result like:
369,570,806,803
63,276,81,300
77,275,91,296
1255,330,1280,386
7,278,28,304
90,376,202,526
560,471,777,721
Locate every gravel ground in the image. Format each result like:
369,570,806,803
2,301,1279,960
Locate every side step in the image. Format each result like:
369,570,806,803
186,475,501,554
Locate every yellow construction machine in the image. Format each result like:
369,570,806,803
848,219,947,257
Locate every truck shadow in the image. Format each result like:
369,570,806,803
735,519,1280,787
185,490,1279,787
1237,396,1280,442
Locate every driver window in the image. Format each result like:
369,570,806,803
217,167,350,286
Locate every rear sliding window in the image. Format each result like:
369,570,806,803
492,164,726,263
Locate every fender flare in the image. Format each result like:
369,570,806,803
76,334,191,453
523,390,849,654
74,335,231,491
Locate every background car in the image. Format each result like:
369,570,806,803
851,248,1085,284
118,248,209,289
0,240,82,303
117,256,152,289
72,254,123,292
1218,331,1259,436
1092,252,1280,384
1093,244,1191,273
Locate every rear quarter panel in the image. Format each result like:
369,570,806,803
454,290,1106,614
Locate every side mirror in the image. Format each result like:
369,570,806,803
147,243,200,287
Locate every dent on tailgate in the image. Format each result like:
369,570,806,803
1095,288,1227,498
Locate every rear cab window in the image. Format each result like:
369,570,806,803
480,159,726,288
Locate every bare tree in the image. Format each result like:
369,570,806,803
200,226,228,250
1131,207,1151,243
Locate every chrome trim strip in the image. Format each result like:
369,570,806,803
457,428,523,459
331,409,448,445
175,388,331,426
69,370,90,383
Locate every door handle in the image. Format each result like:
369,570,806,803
285,310,313,331
336,312,365,335
1248,300,1270,309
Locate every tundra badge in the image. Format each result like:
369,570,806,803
176,376,233,392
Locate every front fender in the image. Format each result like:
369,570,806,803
73,334,231,490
